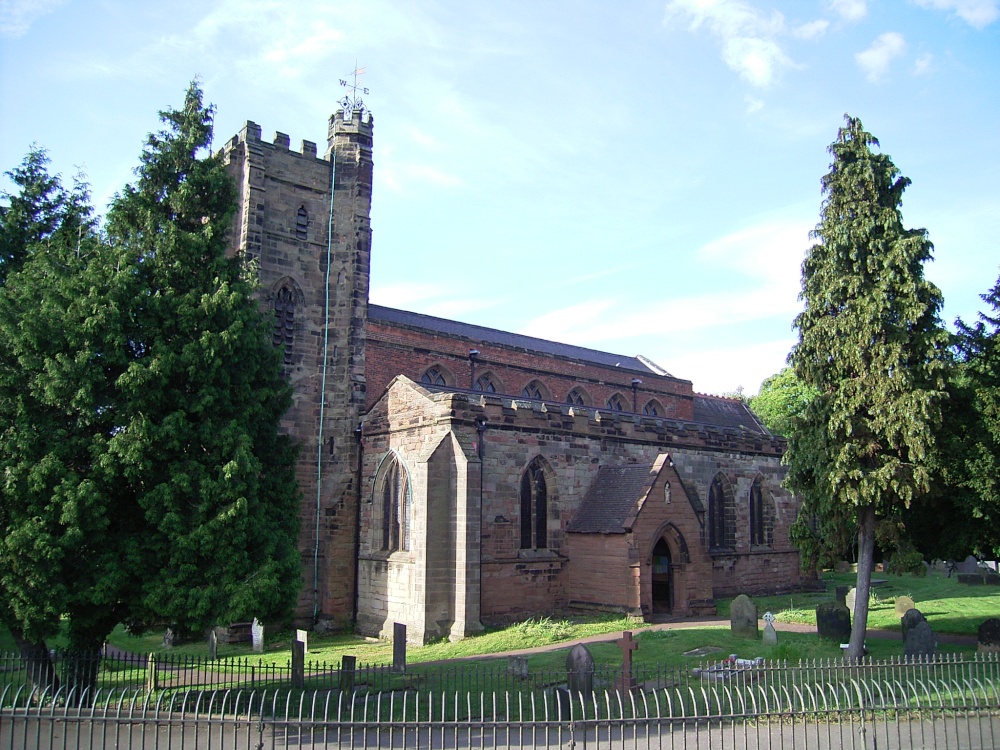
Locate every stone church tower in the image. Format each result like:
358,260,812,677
220,108,373,626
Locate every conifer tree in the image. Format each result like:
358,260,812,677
787,116,947,659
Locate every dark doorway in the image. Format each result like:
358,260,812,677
652,538,672,614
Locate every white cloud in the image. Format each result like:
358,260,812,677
0,0,64,38
827,0,868,21
913,0,999,28
914,53,934,74
663,0,794,88
856,32,907,82
793,19,830,39
745,95,764,113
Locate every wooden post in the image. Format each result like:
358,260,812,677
291,636,305,689
340,655,357,692
615,631,639,691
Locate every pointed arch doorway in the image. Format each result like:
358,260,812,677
651,538,673,614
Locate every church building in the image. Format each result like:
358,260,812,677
220,107,815,643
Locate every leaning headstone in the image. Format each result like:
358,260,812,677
762,612,778,645
730,595,758,639
845,588,857,615
566,644,595,695
978,619,1000,653
208,629,218,660
904,621,937,658
835,586,849,607
251,618,264,654
894,596,916,616
900,608,927,642
393,622,407,673
816,602,852,642
508,656,529,679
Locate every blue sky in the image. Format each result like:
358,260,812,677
2,0,998,395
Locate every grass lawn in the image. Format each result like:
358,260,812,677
717,568,1000,636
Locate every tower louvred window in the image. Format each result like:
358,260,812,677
273,286,295,365
295,206,308,240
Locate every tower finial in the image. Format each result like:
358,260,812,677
338,63,369,115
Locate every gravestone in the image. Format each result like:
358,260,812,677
835,586,849,607
894,596,915,616
816,602,851,642
296,628,308,654
762,612,778,646
251,618,264,654
508,656,529,679
900,608,927,641
730,595,758,639
615,631,639,691
339,655,357,692
162,628,175,649
393,622,406,673
834,561,851,573
566,644,595,695
959,555,980,575
208,629,218,660
291,634,305,689
845,588,857,615
904,621,937,658
977,618,1000,653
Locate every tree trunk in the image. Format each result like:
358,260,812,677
63,647,101,707
847,503,876,660
13,634,60,698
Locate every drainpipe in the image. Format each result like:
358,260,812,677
352,420,365,627
313,149,338,625
469,350,480,389
631,378,642,413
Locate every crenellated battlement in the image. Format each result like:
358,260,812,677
223,120,323,160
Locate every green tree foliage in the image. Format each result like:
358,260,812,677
787,116,948,659
749,367,817,438
0,86,301,674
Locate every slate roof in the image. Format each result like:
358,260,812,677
693,395,769,434
369,304,665,375
567,465,655,534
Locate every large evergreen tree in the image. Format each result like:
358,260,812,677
0,86,301,693
787,116,948,659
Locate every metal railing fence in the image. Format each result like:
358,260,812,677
3,648,999,700
1,672,999,749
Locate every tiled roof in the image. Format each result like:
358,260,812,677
369,304,665,375
567,465,655,534
693,395,769,434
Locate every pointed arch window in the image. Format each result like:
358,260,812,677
474,373,497,393
375,453,411,552
272,285,296,365
643,399,662,417
522,380,546,400
749,477,773,547
566,389,587,406
708,473,735,550
421,366,448,386
520,458,548,550
607,393,626,411
295,206,309,240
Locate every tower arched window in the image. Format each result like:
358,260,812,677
374,453,411,552
607,393,626,411
421,366,448,386
708,473,735,550
272,285,296,365
520,457,548,550
749,476,773,547
566,388,587,406
295,206,308,240
474,373,497,393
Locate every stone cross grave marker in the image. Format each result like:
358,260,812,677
615,631,639,691
845,588,857,615
762,611,778,645
251,618,264,653
566,644,594,695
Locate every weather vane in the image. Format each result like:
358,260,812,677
339,65,369,114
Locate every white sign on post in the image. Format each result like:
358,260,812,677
296,628,308,654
